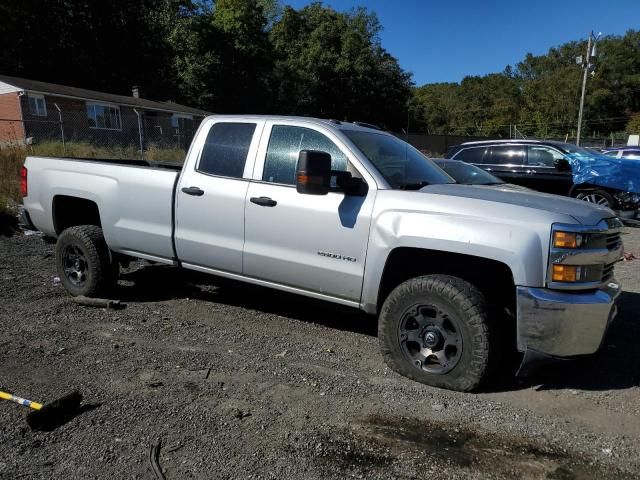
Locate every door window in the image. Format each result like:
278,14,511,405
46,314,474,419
527,146,564,167
453,147,489,164
197,122,257,178
263,126,348,185
489,145,525,165
622,150,640,159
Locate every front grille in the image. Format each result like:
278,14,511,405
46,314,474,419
605,232,622,251
602,262,616,282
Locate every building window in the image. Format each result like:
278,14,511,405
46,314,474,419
172,114,195,149
86,102,122,130
28,94,47,117
171,114,194,133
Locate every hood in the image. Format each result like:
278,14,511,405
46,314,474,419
487,183,534,193
419,183,613,225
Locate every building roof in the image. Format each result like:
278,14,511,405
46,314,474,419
0,74,209,116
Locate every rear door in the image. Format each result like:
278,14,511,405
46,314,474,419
243,122,375,302
483,145,527,185
174,119,264,273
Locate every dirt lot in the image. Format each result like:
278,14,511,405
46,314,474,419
1,227,639,479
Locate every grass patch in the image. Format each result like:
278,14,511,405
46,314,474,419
0,147,23,215
0,141,186,215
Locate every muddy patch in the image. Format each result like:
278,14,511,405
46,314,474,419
310,415,629,479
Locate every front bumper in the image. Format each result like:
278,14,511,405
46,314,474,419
516,281,620,358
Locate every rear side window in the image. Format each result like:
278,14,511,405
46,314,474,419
198,122,256,178
489,145,525,165
263,125,348,185
453,147,489,164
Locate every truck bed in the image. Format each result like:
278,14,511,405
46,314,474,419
24,155,182,262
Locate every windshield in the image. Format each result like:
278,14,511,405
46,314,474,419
343,130,454,189
556,143,602,159
435,161,504,185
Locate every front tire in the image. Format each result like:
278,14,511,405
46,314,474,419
55,225,116,297
378,275,491,392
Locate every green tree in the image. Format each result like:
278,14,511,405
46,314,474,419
626,113,640,135
269,3,412,129
0,0,186,100
171,0,273,112
411,29,640,139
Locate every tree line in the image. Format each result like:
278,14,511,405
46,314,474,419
1,0,638,137
0,0,411,129
411,30,640,139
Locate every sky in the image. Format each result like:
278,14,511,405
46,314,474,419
285,0,640,86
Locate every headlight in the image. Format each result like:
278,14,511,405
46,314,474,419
552,231,584,249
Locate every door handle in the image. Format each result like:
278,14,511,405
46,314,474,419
181,186,205,196
525,169,537,174
250,196,277,207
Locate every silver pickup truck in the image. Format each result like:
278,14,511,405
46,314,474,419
21,115,624,391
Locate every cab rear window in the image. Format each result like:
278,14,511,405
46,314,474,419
198,122,256,178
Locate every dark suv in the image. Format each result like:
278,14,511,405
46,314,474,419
446,139,640,216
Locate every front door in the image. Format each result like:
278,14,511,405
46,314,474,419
243,123,375,302
523,145,574,195
175,120,263,273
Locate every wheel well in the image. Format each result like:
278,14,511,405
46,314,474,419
378,248,516,312
53,196,101,235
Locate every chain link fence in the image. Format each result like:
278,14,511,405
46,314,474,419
401,133,632,157
0,107,204,164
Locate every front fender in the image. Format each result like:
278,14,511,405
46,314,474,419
360,211,548,313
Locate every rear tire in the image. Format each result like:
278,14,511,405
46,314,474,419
575,189,614,209
55,225,116,297
378,275,491,392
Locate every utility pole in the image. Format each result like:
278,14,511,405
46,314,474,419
576,31,598,146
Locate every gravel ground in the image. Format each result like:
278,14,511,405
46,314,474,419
0,227,639,479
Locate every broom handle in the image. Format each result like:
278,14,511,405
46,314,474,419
0,391,43,410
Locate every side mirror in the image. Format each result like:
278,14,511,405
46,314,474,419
554,157,571,172
296,150,331,195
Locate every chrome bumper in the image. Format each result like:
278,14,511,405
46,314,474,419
516,281,621,357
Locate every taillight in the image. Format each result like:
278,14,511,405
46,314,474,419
20,166,27,198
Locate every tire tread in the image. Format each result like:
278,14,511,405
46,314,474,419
55,225,114,297
378,274,492,392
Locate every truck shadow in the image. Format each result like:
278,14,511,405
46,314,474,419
116,264,639,392
0,212,19,237
115,264,378,337
498,290,640,392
